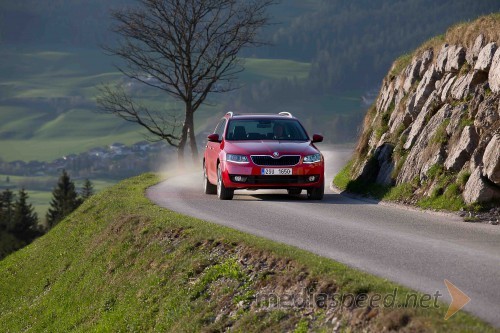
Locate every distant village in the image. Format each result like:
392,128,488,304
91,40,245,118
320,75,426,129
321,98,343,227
0,141,176,181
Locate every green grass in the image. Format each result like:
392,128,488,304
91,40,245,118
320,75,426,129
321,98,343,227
333,158,392,199
390,53,413,77
384,183,415,201
416,167,467,211
332,159,354,190
0,174,494,332
0,135,143,162
241,58,311,82
417,184,466,211
0,231,25,260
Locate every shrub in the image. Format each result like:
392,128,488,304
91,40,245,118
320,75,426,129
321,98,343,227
457,171,471,188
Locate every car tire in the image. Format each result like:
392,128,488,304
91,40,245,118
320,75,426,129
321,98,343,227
203,162,217,194
307,181,324,200
217,164,234,200
287,189,302,195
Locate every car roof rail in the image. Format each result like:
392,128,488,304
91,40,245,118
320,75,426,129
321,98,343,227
226,111,234,118
279,111,293,117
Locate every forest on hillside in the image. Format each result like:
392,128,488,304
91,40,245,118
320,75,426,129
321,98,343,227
1,0,499,91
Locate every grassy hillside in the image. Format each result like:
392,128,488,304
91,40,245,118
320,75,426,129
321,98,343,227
0,231,25,260
0,174,495,332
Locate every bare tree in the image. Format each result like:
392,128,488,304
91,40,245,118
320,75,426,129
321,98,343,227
98,0,276,163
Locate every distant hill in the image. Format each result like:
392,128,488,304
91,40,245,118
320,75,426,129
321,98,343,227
1,0,499,163
261,0,500,90
1,0,499,90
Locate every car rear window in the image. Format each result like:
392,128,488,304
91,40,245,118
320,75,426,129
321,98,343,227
225,119,309,141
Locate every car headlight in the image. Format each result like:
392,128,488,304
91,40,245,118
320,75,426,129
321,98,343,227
303,153,321,163
226,154,249,163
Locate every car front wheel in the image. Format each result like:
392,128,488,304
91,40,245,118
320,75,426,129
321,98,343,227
203,162,217,194
307,180,324,200
217,164,234,200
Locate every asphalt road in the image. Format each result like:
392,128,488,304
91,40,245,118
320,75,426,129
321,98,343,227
147,146,500,327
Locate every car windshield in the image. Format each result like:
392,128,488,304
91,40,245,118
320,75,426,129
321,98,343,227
225,119,309,141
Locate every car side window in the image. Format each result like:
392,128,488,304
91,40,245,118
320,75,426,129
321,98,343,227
214,119,226,138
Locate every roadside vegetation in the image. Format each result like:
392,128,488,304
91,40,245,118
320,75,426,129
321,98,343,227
333,161,491,212
0,174,495,332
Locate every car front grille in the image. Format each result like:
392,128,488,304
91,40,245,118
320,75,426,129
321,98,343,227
239,175,319,184
251,155,300,166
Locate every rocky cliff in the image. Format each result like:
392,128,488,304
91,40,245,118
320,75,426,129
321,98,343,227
343,14,500,208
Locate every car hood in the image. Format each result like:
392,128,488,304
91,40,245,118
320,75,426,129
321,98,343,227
224,140,319,156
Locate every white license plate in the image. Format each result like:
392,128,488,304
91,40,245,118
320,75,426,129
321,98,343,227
261,168,292,175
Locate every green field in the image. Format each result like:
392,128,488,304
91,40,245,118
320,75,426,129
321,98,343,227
0,174,494,332
241,58,311,82
0,47,363,162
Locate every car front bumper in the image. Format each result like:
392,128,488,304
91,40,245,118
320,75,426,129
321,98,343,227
221,161,324,189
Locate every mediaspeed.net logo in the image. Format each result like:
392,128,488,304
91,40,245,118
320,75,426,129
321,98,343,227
253,279,470,320
443,279,471,320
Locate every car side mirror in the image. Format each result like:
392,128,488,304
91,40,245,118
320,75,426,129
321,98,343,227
312,134,323,143
207,133,220,142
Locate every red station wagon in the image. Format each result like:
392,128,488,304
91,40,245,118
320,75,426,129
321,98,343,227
203,112,325,200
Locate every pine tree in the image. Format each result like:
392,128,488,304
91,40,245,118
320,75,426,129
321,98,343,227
81,179,94,200
0,189,15,231
12,189,39,241
46,170,81,228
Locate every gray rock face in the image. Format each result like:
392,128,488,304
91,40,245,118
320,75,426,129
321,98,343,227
445,46,466,72
470,142,487,173
378,81,395,113
411,65,441,114
397,105,452,183
403,59,422,93
419,49,434,77
420,147,446,181
447,105,467,134
354,35,500,208
450,70,488,100
475,98,499,128
403,92,441,150
475,42,497,71
444,126,479,171
436,45,450,73
488,48,500,93
466,34,485,65
483,134,500,185
388,93,415,134
375,144,395,185
357,143,395,185
440,74,457,102
463,167,500,204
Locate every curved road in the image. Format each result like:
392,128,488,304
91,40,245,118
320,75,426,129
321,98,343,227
147,146,500,327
